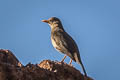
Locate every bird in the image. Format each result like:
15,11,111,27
42,17,87,77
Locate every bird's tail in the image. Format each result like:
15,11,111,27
74,53,87,77
78,59,87,77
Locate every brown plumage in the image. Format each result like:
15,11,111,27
42,17,87,77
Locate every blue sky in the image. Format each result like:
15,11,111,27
0,0,120,80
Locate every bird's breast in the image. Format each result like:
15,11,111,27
51,37,57,48
51,37,61,52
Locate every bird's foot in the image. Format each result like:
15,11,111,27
69,59,72,64
68,59,73,67
60,55,67,63
60,60,63,63
68,63,73,67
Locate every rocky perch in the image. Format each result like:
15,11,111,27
0,49,93,80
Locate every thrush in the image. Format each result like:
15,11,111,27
42,17,87,77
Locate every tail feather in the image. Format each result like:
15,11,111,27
74,52,87,77
78,60,87,77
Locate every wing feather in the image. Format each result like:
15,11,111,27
51,29,79,61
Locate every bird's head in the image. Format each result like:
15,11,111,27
42,17,62,29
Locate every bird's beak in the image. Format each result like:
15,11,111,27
41,20,49,23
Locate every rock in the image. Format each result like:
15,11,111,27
0,49,93,80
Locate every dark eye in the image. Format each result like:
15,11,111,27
49,20,54,23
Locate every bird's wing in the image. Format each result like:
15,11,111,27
52,29,79,60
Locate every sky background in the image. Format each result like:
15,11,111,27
0,0,120,80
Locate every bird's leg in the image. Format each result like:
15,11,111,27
60,55,67,63
69,59,72,65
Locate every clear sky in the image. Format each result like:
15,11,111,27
0,0,120,80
